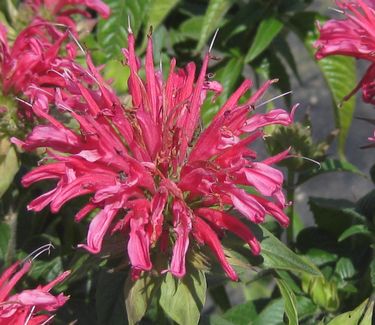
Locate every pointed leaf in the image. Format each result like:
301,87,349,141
160,269,206,325
276,278,299,325
97,0,150,61
297,159,363,185
338,224,372,242
327,299,371,325
260,226,321,276
245,17,284,63
124,272,158,325
0,138,19,198
253,298,285,325
145,0,179,32
195,0,234,54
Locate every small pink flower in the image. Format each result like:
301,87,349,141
0,260,69,324
14,33,296,280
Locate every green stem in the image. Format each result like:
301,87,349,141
286,169,295,246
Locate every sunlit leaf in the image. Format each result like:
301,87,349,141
160,269,206,325
0,138,19,198
245,17,284,63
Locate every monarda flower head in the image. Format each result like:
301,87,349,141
13,31,296,281
315,0,375,104
0,259,69,324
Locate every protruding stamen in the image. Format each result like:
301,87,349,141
287,155,321,169
24,306,36,325
68,30,86,55
128,15,132,34
209,29,219,53
328,7,345,14
255,90,293,108
22,243,55,263
15,97,32,107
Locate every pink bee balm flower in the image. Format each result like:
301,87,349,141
13,32,296,281
315,0,375,104
0,261,69,324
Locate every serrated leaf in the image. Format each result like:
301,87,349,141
276,278,299,325
290,12,356,159
0,138,19,198
124,272,158,325
195,0,233,54
309,197,365,237
160,269,206,325
97,0,150,61
327,298,371,325
245,17,284,63
297,158,363,185
260,226,321,276
96,270,128,325
338,224,372,242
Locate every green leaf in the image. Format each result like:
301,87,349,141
253,298,285,325
326,298,372,325
195,0,233,54
334,257,356,280
370,258,375,288
245,17,284,63
97,0,150,61
124,272,159,325
0,138,19,198
338,224,372,242
159,268,206,325
96,270,128,325
145,0,179,32
290,12,356,159
260,226,321,276
179,16,204,41
276,278,299,325
297,159,363,185
295,296,317,319
0,222,10,262
103,60,130,94
309,197,364,237
221,301,257,325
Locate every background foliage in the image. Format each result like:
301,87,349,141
0,0,374,324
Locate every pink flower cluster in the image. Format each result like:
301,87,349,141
14,30,296,281
0,0,109,113
0,260,69,325
315,0,375,144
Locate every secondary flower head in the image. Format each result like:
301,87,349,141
0,260,69,324
315,0,375,103
14,32,296,280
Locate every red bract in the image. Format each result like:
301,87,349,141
315,0,375,104
0,261,69,325
13,32,296,280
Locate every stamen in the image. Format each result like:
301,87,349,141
128,15,132,34
328,7,345,14
255,90,293,108
40,315,55,325
14,97,32,107
209,29,219,53
22,243,55,263
286,155,321,169
68,30,86,55
24,306,36,325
